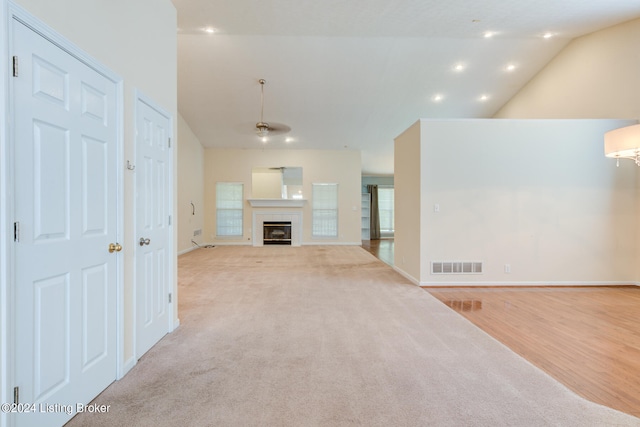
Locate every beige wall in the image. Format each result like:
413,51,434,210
393,122,422,283
494,18,640,120
177,114,204,254
11,0,178,364
395,119,637,285
204,148,362,245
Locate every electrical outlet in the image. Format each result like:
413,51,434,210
504,264,511,274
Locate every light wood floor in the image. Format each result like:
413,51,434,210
427,286,640,418
360,240,640,417
361,239,394,266
362,239,640,417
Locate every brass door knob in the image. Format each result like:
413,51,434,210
109,243,122,253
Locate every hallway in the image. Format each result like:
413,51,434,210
361,239,394,266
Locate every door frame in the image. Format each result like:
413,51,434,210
0,4,125,424
133,90,176,360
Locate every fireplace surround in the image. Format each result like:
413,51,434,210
252,210,302,246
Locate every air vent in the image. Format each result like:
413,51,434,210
431,261,483,275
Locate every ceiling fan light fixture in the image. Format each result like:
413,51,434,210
255,79,271,140
251,78,291,140
256,121,270,137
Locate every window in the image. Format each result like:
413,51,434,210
216,182,243,237
312,183,338,237
378,187,394,235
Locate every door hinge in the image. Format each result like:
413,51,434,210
14,221,20,242
12,56,18,77
168,137,171,148
14,386,19,404
168,293,172,303
168,215,171,226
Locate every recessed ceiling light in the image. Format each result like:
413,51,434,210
484,31,496,39
285,137,294,143
505,64,516,72
203,27,216,34
543,32,554,39
432,94,444,102
479,94,490,102
453,63,466,72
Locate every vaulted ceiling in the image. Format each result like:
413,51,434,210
172,0,640,175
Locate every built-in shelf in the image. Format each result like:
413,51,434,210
362,193,371,240
247,198,307,208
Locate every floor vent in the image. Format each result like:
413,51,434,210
431,261,483,275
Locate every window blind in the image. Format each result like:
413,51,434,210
216,182,243,236
378,187,394,233
312,183,338,237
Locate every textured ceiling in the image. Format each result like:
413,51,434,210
172,0,640,175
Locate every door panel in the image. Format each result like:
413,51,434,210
33,120,69,241
34,274,69,400
82,136,108,235
136,98,172,358
13,19,118,427
82,264,108,368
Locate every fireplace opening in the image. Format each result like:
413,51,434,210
263,221,292,245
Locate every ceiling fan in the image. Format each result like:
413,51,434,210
255,79,290,140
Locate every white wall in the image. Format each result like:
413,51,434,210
494,17,640,283
204,148,362,245
177,113,204,254
6,0,177,365
395,119,638,285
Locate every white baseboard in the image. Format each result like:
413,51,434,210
204,241,363,247
178,246,199,256
392,265,420,286
120,355,136,379
303,241,363,246
206,241,252,246
418,281,638,287
383,266,639,289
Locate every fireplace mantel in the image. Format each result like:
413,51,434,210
247,198,307,208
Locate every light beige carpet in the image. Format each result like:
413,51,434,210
67,246,640,426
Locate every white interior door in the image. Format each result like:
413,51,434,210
12,19,119,427
135,97,172,358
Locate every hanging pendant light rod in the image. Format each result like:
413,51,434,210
256,79,269,138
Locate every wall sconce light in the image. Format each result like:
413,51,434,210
604,124,640,166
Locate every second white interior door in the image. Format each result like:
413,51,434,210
135,97,173,358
